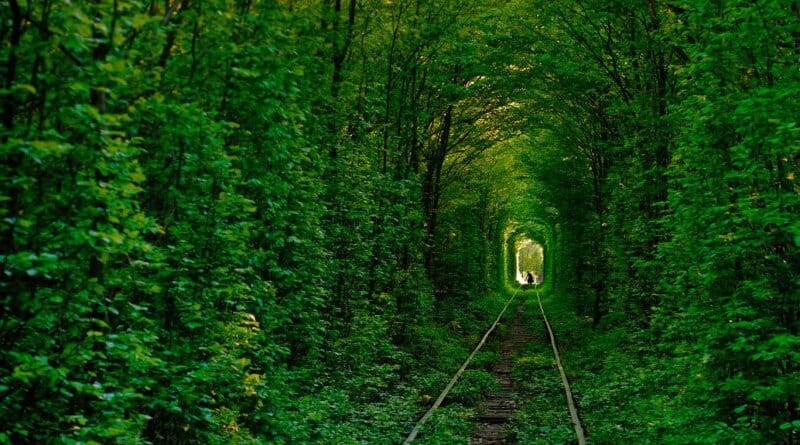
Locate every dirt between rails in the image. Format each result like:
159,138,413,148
469,303,531,445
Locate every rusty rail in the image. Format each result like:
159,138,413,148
536,290,587,445
402,286,522,444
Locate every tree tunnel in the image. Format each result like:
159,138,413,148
503,219,556,291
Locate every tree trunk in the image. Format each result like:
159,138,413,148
422,104,453,277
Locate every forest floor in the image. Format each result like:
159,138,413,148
469,301,532,444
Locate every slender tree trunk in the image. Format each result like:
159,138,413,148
649,0,669,208
423,104,453,276
330,0,357,100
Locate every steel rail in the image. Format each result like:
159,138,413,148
536,289,587,445
402,286,523,444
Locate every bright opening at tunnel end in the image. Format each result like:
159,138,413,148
515,238,544,285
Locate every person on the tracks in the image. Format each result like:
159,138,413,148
526,271,534,285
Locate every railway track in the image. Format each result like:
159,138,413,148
535,290,586,445
469,302,529,444
402,288,586,445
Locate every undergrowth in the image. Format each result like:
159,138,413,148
510,290,727,444
302,290,510,444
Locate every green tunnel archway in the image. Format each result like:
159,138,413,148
502,218,557,292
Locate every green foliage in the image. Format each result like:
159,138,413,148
0,0,433,442
655,1,800,440
417,405,474,445
3,0,798,443
448,369,498,406
509,0,799,442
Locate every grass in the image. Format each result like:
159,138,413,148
509,289,706,444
